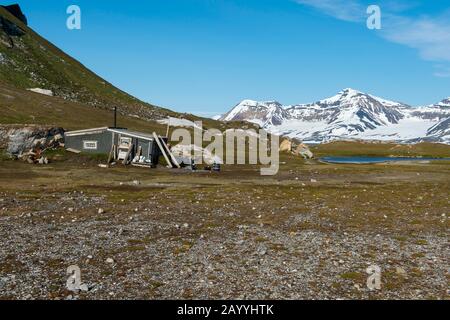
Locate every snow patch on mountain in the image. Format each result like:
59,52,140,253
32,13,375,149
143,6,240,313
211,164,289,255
157,117,202,129
27,88,53,96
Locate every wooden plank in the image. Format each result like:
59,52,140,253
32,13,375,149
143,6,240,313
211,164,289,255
137,146,142,158
159,136,181,168
66,148,81,154
110,132,116,162
131,163,153,168
166,118,170,137
107,144,114,164
122,144,133,165
153,132,173,168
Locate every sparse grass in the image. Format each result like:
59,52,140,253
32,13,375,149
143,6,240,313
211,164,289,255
0,149,11,161
42,148,68,161
340,272,365,281
173,241,194,255
79,152,109,162
414,239,429,246
311,141,450,158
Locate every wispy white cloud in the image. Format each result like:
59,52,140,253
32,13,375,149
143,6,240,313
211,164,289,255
295,0,365,22
295,0,450,66
383,14,450,62
380,0,420,13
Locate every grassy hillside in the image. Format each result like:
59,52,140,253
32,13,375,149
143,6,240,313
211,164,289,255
0,80,169,132
0,6,175,121
311,141,450,158
0,79,254,133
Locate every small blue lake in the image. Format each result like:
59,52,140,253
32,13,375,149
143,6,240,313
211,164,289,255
320,156,450,164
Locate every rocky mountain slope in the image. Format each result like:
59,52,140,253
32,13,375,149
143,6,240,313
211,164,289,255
0,5,175,121
220,89,450,144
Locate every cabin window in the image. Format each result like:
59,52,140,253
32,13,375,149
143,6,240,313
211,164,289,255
119,137,132,147
83,140,98,150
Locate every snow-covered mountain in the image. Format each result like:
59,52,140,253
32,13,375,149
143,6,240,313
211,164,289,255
219,89,450,144
427,118,450,144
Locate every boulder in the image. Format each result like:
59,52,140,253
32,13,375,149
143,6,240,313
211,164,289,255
295,143,314,159
279,139,292,153
279,136,314,159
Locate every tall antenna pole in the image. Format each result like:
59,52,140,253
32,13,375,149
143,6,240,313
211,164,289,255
113,107,117,128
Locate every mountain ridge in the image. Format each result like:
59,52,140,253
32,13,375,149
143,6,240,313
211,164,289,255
220,88,450,144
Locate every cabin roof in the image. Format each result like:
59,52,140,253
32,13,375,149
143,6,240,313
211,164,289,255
64,127,109,137
65,127,161,141
108,128,155,141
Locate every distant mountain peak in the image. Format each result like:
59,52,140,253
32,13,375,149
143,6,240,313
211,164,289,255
439,97,450,107
310,88,405,111
341,88,363,95
237,99,281,107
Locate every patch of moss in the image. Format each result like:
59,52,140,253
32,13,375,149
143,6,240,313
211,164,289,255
340,272,365,281
414,239,428,246
0,149,12,161
173,241,194,255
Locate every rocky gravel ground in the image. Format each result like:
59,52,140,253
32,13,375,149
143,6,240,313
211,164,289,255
0,159,448,300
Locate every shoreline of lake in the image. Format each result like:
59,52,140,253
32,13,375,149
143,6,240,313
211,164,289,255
320,156,450,164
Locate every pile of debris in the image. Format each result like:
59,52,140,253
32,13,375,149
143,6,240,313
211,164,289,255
0,125,65,164
171,143,223,166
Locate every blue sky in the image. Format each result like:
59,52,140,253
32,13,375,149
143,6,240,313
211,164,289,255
11,0,450,116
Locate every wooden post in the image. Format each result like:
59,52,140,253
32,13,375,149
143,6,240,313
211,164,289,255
166,117,170,138
107,145,114,164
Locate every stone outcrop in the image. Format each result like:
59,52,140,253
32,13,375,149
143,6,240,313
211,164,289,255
0,125,64,158
1,4,28,25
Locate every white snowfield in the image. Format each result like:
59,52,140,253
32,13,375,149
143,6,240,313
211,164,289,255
219,88,450,144
27,88,53,96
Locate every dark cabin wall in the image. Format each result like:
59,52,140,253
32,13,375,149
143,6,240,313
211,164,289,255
133,139,160,164
65,131,113,154
135,139,150,158
65,130,162,165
